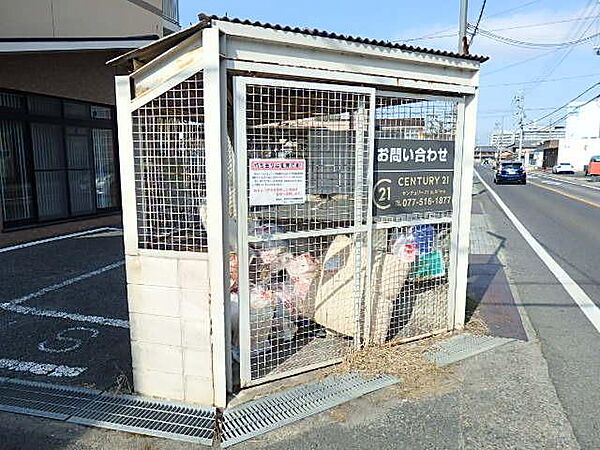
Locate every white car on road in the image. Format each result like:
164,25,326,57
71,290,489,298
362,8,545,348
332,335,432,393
552,162,575,174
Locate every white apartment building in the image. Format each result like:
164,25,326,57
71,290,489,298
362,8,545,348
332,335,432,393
557,97,600,171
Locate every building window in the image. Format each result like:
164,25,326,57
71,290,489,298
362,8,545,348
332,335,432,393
162,0,179,23
0,120,33,223
93,129,118,209
0,90,119,229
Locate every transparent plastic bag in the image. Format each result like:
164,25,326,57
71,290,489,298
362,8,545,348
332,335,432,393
390,229,418,263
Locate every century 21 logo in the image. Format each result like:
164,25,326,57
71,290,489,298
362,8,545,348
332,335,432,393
374,178,392,210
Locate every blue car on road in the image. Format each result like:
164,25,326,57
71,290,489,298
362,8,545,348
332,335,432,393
494,161,526,185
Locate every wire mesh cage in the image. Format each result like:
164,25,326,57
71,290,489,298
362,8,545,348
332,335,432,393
232,81,462,384
236,82,372,383
132,73,207,252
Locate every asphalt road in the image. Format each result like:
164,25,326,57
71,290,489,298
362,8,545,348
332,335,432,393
0,230,130,391
475,166,600,448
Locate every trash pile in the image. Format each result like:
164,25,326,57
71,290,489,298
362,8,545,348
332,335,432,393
230,221,448,355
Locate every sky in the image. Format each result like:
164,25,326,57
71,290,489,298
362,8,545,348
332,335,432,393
179,0,600,144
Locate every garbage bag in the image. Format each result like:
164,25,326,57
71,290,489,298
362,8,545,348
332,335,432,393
284,253,319,317
413,224,436,254
229,252,239,292
413,250,446,279
314,235,365,336
272,286,298,342
390,229,418,263
249,286,274,354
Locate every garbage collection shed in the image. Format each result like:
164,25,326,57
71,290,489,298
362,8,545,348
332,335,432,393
110,14,487,408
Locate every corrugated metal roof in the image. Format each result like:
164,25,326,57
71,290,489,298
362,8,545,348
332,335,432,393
203,14,488,63
108,13,488,67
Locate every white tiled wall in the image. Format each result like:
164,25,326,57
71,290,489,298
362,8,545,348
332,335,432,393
126,253,215,405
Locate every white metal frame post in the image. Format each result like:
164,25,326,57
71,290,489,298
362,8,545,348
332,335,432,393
450,91,479,329
359,93,377,345
203,26,230,407
115,76,138,256
447,97,466,330
233,76,251,387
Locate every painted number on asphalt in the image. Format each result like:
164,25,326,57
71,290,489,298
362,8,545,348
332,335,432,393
38,327,100,354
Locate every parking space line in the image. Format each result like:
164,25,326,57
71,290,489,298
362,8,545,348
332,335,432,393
0,227,121,254
0,358,86,378
1,304,129,329
476,171,600,334
0,261,125,307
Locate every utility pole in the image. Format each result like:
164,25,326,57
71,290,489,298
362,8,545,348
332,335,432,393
513,92,525,162
459,0,469,54
493,120,501,162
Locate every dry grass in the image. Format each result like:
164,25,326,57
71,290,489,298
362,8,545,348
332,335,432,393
331,332,459,400
464,296,489,336
330,294,491,400
110,372,133,395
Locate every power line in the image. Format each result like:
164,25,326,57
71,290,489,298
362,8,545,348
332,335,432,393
474,27,600,48
525,82,600,125
524,2,600,95
478,13,600,33
482,72,600,87
469,0,487,47
403,14,600,43
480,106,558,114
394,0,542,43
484,0,543,19
481,48,557,76
536,95,599,131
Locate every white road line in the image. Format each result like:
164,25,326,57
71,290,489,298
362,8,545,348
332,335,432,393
0,227,121,254
0,358,86,378
535,173,600,192
1,304,129,328
0,261,125,307
77,230,124,239
476,171,600,334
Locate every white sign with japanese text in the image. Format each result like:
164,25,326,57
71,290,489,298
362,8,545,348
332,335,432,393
249,159,306,206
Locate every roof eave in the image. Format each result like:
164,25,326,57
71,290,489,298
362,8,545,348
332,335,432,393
107,17,211,67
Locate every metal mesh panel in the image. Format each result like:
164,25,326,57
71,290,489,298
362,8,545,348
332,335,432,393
241,84,371,382
366,95,458,345
245,85,370,235
374,96,457,224
367,222,450,344
245,233,361,380
132,73,207,252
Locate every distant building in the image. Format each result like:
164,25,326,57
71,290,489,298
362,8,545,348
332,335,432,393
474,145,497,161
490,125,566,148
557,97,600,172
0,0,179,231
489,131,515,148
376,118,426,139
534,139,559,169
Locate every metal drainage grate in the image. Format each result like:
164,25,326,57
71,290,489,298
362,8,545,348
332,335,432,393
68,392,216,446
0,377,101,420
221,373,398,448
426,333,514,366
